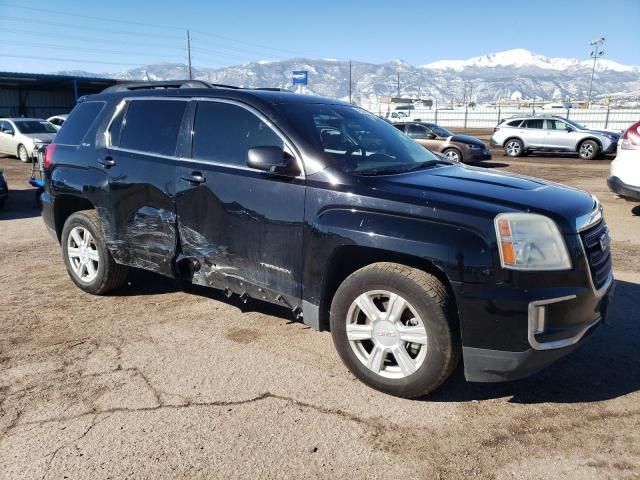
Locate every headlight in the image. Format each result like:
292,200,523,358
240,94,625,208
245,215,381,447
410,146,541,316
466,144,482,150
494,213,571,271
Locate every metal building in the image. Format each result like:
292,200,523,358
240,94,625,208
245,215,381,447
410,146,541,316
0,72,130,118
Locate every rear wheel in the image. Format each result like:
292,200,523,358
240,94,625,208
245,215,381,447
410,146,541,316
330,262,459,398
442,148,462,163
578,140,600,160
504,138,523,157
18,145,29,163
61,210,128,294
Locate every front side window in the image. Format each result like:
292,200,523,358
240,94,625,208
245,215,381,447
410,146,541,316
546,119,567,130
407,124,431,139
281,103,440,175
191,101,283,167
119,100,186,156
0,121,8,132
13,120,57,134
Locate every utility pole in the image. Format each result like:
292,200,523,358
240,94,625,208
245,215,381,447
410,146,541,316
349,60,352,104
397,71,400,98
587,37,605,108
187,29,193,80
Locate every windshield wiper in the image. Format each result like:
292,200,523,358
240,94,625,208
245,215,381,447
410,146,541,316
356,160,439,176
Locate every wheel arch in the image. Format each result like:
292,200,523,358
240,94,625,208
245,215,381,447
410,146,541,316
576,136,603,152
503,136,525,149
54,194,95,241
317,245,458,331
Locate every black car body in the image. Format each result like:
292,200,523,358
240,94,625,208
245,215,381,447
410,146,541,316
41,82,615,397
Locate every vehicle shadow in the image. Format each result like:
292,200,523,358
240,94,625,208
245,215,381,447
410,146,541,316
0,188,42,220
429,279,640,404
474,161,509,169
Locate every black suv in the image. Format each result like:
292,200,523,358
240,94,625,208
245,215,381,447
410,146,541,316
42,81,615,398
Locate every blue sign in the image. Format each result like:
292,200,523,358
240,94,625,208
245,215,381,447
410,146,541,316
292,70,308,85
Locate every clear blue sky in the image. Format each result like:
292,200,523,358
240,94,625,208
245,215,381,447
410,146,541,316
1,0,639,73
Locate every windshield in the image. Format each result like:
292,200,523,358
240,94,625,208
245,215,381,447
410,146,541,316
427,124,454,137
14,120,57,134
563,118,586,130
281,104,440,175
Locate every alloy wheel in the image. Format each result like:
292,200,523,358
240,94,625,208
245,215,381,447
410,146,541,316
444,150,460,162
505,141,521,156
580,143,594,158
67,226,100,283
346,290,428,379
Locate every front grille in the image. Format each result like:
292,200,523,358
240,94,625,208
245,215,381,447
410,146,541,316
580,219,612,290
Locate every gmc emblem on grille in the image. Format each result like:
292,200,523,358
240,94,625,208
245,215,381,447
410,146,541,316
599,230,611,252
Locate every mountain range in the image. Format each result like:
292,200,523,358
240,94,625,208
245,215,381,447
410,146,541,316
57,49,640,104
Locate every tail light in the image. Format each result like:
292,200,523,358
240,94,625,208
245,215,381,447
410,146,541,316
620,121,640,150
44,143,57,168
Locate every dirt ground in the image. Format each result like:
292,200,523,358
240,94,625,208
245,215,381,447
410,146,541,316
1,132,639,480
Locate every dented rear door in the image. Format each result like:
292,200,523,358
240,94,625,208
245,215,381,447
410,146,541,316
95,98,189,277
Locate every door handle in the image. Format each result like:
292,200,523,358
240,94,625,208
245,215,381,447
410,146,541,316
181,172,206,185
97,156,116,168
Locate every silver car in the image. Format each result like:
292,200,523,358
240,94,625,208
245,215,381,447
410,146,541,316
0,118,57,162
491,115,620,160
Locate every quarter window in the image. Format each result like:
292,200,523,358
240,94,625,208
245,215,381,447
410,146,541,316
506,120,523,127
192,101,283,167
119,100,186,156
55,101,105,146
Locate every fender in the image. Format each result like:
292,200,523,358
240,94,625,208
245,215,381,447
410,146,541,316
301,207,495,328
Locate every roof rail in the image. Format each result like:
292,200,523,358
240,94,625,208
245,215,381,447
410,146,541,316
252,87,291,92
101,80,215,93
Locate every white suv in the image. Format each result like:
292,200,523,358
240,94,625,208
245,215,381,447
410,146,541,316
608,120,640,201
491,115,620,160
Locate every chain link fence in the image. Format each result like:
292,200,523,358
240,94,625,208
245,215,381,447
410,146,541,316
367,104,640,131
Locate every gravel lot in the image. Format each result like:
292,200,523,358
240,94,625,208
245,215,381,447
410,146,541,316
1,133,639,480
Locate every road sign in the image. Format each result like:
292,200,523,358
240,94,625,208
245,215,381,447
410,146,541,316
292,70,308,85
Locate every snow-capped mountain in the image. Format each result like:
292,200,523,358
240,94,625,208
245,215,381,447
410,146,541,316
56,49,640,104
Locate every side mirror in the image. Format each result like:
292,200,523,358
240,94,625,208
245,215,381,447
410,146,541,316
247,146,298,175
565,127,573,132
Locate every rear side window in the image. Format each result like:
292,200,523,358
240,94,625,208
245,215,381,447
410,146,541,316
524,119,543,129
191,101,283,167
53,101,105,146
119,100,187,156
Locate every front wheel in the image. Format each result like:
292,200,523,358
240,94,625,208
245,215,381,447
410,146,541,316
578,140,600,160
61,210,128,294
18,145,30,163
442,148,462,163
330,263,460,398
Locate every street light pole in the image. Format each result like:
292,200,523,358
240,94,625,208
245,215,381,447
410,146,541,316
587,37,605,108
397,71,400,98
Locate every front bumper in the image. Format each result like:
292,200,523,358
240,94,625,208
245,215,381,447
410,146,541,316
602,141,618,155
607,175,640,201
464,148,492,163
454,271,615,383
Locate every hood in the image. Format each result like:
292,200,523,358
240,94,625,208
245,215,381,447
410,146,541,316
449,134,485,146
369,164,594,233
22,133,56,143
582,128,619,138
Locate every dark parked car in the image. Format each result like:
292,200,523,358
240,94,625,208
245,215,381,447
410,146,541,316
42,81,614,398
0,169,7,209
394,121,491,163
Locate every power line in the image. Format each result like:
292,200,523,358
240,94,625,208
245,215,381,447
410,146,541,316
1,2,185,31
0,53,171,68
3,16,184,41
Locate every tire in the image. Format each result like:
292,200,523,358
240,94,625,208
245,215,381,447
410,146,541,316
0,198,5,210
504,138,524,157
61,210,128,294
442,148,462,163
18,144,30,163
330,262,460,398
578,140,600,160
